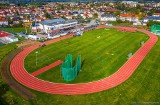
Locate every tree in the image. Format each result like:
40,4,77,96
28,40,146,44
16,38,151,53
147,20,160,27
45,12,52,19
116,19,122,23
7,17,13,26
139,13,145,20
147,9,156,16
16,11,19,16
93,13,98,18
114,11,120,16
61,5,64,9
27,15,30,19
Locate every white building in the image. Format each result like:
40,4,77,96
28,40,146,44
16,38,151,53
153,13,160,17
143,16,160,23
31,18,78,37
133,21,142,25
0,34,18,44
100,14,117,21
27,35,39,40
122,1,138,7
5,36,18,42
0,19,8,26
22,18,30,23
120,14,139,22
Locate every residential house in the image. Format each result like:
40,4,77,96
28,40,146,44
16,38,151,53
120,14,139,22
22,18,30,23
0,18,8,26
10,4,15,9
83,13,88,19
122,1,138,7
12,17,21,24
66,14,73,19
73,11,78,17
133,21,142,25
100,14,117,21
36,17,42,22
143,16,160,22
153,13,160,17
88,13,93,18
53,14,61,18
106,8,118,13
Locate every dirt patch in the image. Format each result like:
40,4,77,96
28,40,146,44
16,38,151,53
17,40,41,48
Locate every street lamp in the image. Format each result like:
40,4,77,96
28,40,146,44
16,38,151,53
35,51,38,66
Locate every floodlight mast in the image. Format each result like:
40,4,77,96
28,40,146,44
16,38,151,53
35,51,38,66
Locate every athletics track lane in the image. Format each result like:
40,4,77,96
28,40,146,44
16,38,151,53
10,27,158,95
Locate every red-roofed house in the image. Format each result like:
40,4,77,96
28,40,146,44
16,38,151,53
120,14,140,22
66,14,73,19
0,18,8,26
22,18,30,22
53,14,60,18
106,8,118,13
153,13,160,17
83,13,88,19
36,17,42,22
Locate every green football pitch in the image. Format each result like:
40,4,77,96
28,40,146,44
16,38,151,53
24,28,149,84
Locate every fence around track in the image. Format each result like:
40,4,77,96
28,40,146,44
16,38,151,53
0,47,36,100
9,27,158,95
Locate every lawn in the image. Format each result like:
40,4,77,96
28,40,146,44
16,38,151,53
0,42,4,46
0,42,30,105
30,37,160,105
22,28,160,105
1,27,31,34
24,28,149,83
1,28,160,105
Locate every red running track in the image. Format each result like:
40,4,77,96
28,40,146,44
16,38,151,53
10,27,158,95
31,60,63,77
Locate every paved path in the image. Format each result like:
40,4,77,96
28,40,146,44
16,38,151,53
10,27,158,95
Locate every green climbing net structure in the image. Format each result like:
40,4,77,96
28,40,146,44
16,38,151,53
150,24,160,35
61,54,81,81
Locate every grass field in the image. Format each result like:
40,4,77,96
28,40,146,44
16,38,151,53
24,28,149,83
0,28,160,105
0,42,30,105
30,36,160,105
0,42,4,46
1,27,31,34
22,28,160,105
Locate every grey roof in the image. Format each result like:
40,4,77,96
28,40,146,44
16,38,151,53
65,19,78,24
145,16,160,20
41,18,65,26
41,18,77,26
7,36,18,39
101,14,116,18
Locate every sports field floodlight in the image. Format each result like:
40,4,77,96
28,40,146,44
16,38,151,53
35,51,38,66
